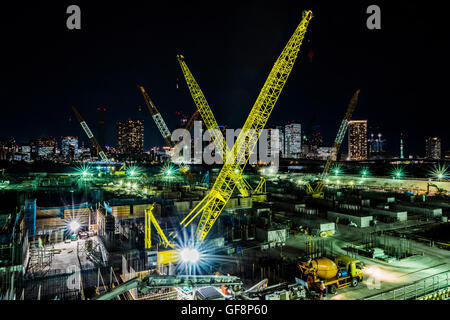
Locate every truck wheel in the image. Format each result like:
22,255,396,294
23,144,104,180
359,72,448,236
328,284,337,294
351,277,359,287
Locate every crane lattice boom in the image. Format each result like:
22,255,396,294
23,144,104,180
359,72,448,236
181,11,313,241
321,89,360,178
71,106,108,161
177,55,252,197
138,86,173,148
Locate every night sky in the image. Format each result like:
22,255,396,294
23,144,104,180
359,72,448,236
0,1,447,157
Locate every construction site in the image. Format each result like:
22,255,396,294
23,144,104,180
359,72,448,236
1,8,450,302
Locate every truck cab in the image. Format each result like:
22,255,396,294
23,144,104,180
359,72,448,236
334,256,363,286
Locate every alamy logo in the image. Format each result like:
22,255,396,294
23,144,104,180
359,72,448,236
66,265,81,290
366,5,381,30
67,5,81,30
169,122,280,169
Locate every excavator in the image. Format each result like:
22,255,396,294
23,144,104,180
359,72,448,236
305,90,360,199
426,183,447,195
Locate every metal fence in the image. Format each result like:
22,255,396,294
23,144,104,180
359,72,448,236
364,270,450,300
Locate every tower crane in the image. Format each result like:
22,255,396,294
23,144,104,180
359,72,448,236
177,55,253,198
138,86,174,148
71,106,108,162
180,10,313,242
305,89,360,198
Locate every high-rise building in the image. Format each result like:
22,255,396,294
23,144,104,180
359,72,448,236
37,138,57,159
117,119,144,156
348,120,368,160
368,132,386,159
426,137,441,159
275,125,285,157
285,123,302,159
97,108,107,150
263,127,281,161
61,136,79,160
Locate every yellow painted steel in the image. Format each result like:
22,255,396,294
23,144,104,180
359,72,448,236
254,177,267,194
145,204,175,249
177,55,251,198
182,11,313,242
157,249,180,266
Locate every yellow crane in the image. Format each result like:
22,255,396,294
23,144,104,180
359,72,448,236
305,90,360,198
145,204,176,249
177,55,253,197
180,10,313,242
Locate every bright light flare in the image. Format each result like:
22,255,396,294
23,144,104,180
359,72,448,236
179,248,201,263
390,165,405,179
332,165,342,176
428,163,448,181
161,163,178,178
363,265,402,283
68,220,81,233
126,164,142,177
75,163,93,178
360,167,370,177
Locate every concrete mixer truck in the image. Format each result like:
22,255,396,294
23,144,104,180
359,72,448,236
298,256,363,294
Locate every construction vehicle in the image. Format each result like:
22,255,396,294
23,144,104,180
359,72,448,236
298,255,363,294
426,183,447,195
180,10,313,242
305,89,360,198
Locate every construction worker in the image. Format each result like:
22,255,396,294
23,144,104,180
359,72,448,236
319,281,327,300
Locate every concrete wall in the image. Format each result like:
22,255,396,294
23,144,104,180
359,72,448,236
362,207,408,222
327,211,373,228
256,227,287,244
174,201,190,213
393,204,442,217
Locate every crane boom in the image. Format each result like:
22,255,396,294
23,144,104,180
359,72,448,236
93,275,243,300
181,11,313,242
177,55,251,197
71,106,108,161
321,89,360,178
138,86,174,148
185,111,199,133
145,204,175,249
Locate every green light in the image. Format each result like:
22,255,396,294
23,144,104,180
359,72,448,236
428,163,448,180
360,167,369,177
161,163,178,178
126,164,141,177
75,163,93,179
332,166,342,176
390,165,405,179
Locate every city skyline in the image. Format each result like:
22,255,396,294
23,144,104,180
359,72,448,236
0,2,448,156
